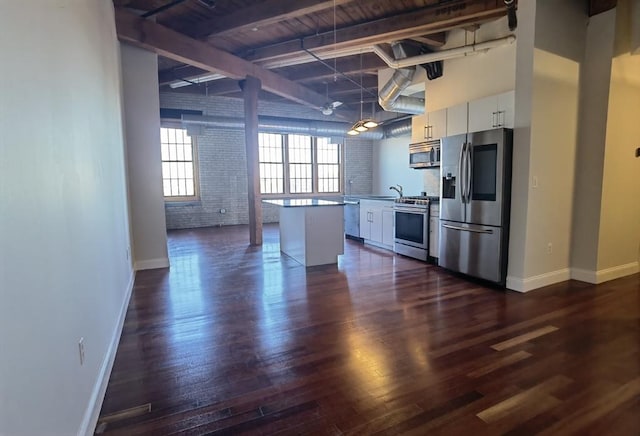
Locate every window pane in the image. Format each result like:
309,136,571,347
160,127,197,199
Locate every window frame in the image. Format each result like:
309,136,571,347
160,121,200,202
258,133,344,197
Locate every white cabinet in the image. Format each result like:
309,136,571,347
468,90,515,133
429,204,440,262
425,108,447,140
382,209,395,247
360,200,394,250
411,114,428,143
446,102,468,137
411,109,447,142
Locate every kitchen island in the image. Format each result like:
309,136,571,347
263,199,345,267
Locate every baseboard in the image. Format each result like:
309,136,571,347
78,270,135,436
570,268,598,283
506,268,571,293
134,257,170,271
572,261,639,284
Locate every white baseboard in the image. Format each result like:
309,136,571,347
572,261,639,284
506,268,571,293
570,268,598,283
134,257,170,271
78,270,135,436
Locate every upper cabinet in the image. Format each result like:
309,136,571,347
446,102,469,137
468,90,515,133
411,113,428,143
426,108,447,140
411,109,447,142
412,91,515,142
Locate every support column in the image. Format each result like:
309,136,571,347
241,75,263,245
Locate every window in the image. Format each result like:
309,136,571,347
160,126,198,201
258,133,342,195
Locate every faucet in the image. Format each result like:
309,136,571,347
389,184,403,198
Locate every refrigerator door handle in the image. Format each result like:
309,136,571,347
442,224,494,234
458,142,466,203
466,142,472,203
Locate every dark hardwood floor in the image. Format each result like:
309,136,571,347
97,224,640,435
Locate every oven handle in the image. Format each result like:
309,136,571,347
442,224,494,234
393,207,428,214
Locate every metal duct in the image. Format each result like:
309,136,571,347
377,42,425,115
383,118,412,138
181,114,412,140
181,114,384,139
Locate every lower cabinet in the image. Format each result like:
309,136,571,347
360,200,394,250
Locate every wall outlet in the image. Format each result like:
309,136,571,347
78,338,85,366
547,242,553,254
532,176,539,188
219,208,226,214
126,246,130,260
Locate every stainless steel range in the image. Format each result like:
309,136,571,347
393,196,430,261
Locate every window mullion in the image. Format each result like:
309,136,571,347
283,135,290,195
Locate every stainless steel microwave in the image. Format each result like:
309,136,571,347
409,139,441,169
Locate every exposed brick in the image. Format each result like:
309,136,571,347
159,93,373,229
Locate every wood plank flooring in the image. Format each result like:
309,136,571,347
97,224,640,435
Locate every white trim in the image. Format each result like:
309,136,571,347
78,270,135,436
570,268,598,283
506,268,571,293
134,257,170,270
572,261,639,284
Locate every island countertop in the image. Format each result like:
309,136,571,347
263,198,345,207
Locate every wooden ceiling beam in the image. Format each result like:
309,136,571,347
189,0,354,39
275,53,387,83
115,8,328,110
244,0,506,64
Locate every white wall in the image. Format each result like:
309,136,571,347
121,44,169,270
571,10,615,274
424,16,517,111
598,0,640,275
0,2,133,435
372,136,424,196
507,0,587,291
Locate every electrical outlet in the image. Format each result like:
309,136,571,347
219,208,226,214
126,246,130,260
532,176,539,188
547,242,553,254
78,338,85,366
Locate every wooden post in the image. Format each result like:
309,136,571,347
241,76,263,245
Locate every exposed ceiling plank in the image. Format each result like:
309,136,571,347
189,0,354,39
589,0,617,15
159,53,387,87
411,32,447,47
158,65,207,86
244,0,507,64
115,8,328,110
276,53,387,83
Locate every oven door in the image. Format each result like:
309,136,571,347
394,207,428,249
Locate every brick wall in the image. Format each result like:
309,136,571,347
159,92,373,229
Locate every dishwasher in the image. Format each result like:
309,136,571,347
343,198,361,240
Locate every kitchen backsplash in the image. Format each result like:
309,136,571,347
422,168,441,197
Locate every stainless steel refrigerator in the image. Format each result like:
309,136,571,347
439,128,513,285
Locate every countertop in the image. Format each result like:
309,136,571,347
263,199,345,207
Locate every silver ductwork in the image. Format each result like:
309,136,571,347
377,42,426,115
181,114,411,140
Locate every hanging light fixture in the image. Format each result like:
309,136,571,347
347,53,379,135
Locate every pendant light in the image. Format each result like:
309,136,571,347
347,53,378,135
